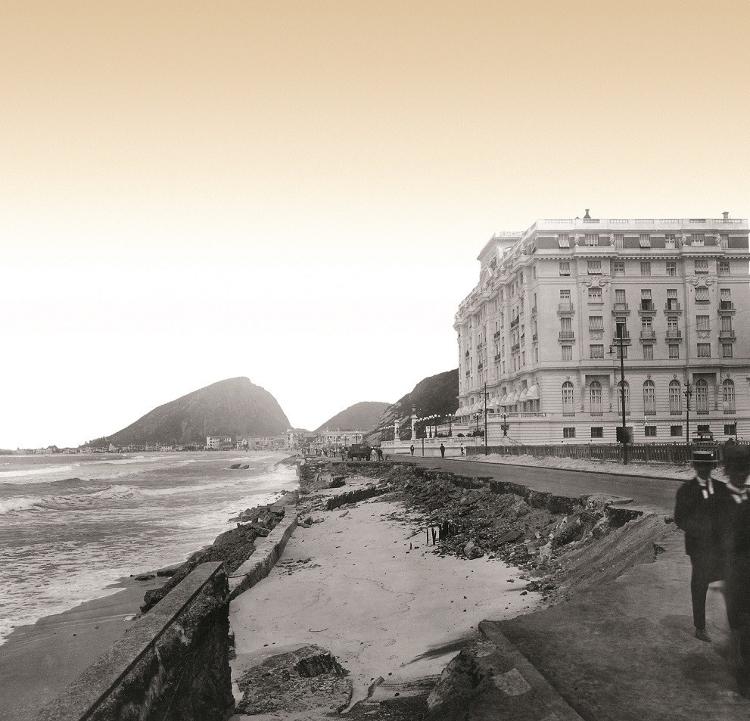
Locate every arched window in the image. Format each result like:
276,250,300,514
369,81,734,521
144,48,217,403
723,379,735,413
643,380,656,415
695,379,708,413
562,381,574,415
589,381,603,415
617,380,630,414
669,380,682,414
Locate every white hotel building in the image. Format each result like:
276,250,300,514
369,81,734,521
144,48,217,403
453,214,750,444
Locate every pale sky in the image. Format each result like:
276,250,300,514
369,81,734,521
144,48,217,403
1,1,749,448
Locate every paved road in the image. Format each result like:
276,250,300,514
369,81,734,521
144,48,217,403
385,454,682,514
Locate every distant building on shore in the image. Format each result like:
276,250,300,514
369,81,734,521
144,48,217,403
206,435,233,450
453,213,750,444
316,430,364,448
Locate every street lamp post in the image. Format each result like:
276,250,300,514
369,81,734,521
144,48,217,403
610,323,629,465
484,382,489,455
684,380,693,450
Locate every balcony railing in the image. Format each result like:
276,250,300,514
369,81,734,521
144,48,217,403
640,329,656,340
557,302,574,313
612,302,629,312
639,301,656,313
665,329,682,340
719,330,736,340
665,302,681,312
719,301,736,312
558,331,575,341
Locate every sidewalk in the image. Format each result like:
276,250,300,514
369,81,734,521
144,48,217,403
466,451,698,482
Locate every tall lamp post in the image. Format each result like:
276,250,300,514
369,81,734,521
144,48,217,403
610,322,629,465
684,380,693,450
484,382,489,455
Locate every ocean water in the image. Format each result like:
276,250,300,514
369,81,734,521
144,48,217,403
0,451,298,645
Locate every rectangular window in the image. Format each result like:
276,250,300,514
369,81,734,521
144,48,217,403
562,345,573,361
641,316,653,329
694,259,708,274
614,233,624,248
558,234,570,248
563,427,576,439
670,425,683,437
588,287,602,303
669,344,680,359
559,289,570,301
559,261,570,276
590,427,604,438
725,423,737,436
718,260,730,276
665,234,676,247
692,233,705,246
697,424,711,434
643,345,653,360
613,259,625,275
695,286,709,303
560,317,572,331
666,260,677,276
589,315,604,331
587,260,602,274
616,345,628,359
697,343,711,357
585,233,599,246
615,288,626,304
645,425,657,437
590,344,604,358
640,261,651,276
639,233,651,248
696,315,710,331
722,343,733,358
721,288,731,301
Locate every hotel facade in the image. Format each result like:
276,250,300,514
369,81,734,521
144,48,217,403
453,214,750,445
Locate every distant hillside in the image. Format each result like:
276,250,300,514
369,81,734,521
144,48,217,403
315,401,391,432
365,369,458,443
97,377,290,446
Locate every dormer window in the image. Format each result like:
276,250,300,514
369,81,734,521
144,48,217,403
558,234,570,248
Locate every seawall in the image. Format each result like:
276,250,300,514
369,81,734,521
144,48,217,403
37,562,233,721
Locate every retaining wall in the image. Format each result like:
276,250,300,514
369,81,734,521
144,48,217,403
37,562,233,721
227,508,299,600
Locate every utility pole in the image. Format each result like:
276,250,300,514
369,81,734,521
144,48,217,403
614,323,628,465
484,382,489,455
684,380,692,450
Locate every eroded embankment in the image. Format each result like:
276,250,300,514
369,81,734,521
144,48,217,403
301,460,666,602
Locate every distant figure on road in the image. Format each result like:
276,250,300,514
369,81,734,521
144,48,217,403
376,447,383,461
674,449,736,642
410,444,415,456
722,444,750,696
460,444,464,456
440,443,446,458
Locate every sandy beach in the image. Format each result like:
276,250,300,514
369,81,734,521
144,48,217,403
0,576,160,721
229,474,540,716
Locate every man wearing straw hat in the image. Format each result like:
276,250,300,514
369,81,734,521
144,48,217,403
674,448,736,642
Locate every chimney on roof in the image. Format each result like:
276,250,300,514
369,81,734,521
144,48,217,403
722,211,729,220
583,209,591,219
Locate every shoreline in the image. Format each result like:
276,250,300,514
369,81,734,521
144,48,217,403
0,458,301,721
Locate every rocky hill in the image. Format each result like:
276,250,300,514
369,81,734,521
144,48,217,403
98,377,290,446
365,369,458,443
314,401,391,432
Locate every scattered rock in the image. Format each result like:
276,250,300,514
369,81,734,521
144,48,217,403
134,573,155,581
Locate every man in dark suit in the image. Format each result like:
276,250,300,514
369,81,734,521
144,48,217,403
674,449,737,642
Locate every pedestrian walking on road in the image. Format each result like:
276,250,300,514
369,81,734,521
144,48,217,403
376,447,383,461
674,449,737,642
410,444,415,456
440,443,446,459
460,444,464,456
722,445,750,696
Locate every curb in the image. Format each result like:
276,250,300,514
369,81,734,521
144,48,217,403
476,621,585,721
227,508,298,600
